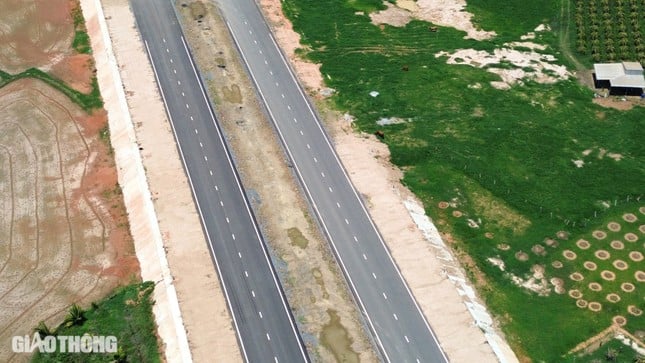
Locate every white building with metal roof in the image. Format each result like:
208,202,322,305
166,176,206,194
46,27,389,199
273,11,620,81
593,61,645,91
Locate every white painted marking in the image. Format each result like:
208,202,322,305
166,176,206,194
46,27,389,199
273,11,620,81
372,272,377,279
328,186,333,192
264,60,268,65
345,218,349,225
393,313,398,321
226,217,230,224
190,116,194,121
166,48,169,53
269,70,273,75
353,236,358,242
320,172,325,177
182,92,185,96
194,129,198,134
214,185,218,191
220,201,224,206
275,82,279,86
336,202,340,208
382,292,388,300
259,50,263,54
177,80,181,85
416,359,421,363
299,130,304,135
244,271,248,277
238,252,242,258
293,118,297,123
287,105,291,110
266,333,271,341
209,170,213,176
170,58,173,63
204,155,208,161
232,233,236,240
307,144,311,149
281,94,285,98
249,30,253,34
244,21,247,24
200,142,203,147
163,38,166,43
173,69,177,74
254,40,257,44
186,103,190,109
258,311,263,318
274,357,279,363
251,290,255,297
405,335,410,343
363,253,367,260
313,157,318,163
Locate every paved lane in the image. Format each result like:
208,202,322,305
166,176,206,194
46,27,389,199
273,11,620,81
216,1,449,362
130,1,309,362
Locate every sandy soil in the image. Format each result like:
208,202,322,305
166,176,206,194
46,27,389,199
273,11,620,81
0,78,139,362
258,0,517,362
180,2,377,361
99,0,242,361
370,0,496,40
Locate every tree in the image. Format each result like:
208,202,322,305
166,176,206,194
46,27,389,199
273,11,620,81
34,321,55,338
63,303,86,327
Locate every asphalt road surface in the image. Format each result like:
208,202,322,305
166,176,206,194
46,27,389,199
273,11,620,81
216,1,449,362
130,1,309,362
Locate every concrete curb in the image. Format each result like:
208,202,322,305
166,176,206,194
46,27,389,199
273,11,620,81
79,0,193,361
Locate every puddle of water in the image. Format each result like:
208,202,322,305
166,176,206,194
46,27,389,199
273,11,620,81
287,227,308,249
320,309,359,363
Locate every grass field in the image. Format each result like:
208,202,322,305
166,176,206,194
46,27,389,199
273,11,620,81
281,0,644,360
32,282,160,363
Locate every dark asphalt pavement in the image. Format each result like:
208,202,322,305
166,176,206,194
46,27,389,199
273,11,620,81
130,1,309,362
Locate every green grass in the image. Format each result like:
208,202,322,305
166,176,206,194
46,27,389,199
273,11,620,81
72,5,92,54
564,337,644,362
281,0,645,361
32,282,161,363
0,67,103,111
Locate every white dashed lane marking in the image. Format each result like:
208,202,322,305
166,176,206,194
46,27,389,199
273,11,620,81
336,202,340,208
372,272,377,279
405,336,410,343
238,251,241,258
382,292,388,300
353,236,358,242
244,271,249,277
251,290,255,297
232,233,236,240
173,69,177,74
345,218,349,225
209,170,213,176
258,311,263,318
227,217,230,224
362,253,367,260
393,313,398,321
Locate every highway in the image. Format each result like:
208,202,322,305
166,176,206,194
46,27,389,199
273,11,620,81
216,1,450,362
129,1,309,362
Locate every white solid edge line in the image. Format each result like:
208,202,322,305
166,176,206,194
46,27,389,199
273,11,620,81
145,39,249,363
225,20,390,363
180,35,309,363
265,19,449,363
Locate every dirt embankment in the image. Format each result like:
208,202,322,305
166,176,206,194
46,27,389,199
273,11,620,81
0,1,139,360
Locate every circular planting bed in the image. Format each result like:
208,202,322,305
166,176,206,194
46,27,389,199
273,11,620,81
515,251,529,262
583,261,597,271
531,244,546,256
545,238,558,247
551,260,563,269
568,289,583,299
640,224,645,234
612,259,629,271
606,293,621,303
612,316,627,326
576,299,588,308
623,213,637,223
595,250,610,260
569,272,584,282
452,210,463,218
497,243,510,251
588,282,602,292
563,250,577,260
607,222,621,232
641,206,645,215
438,201,449,209
601,270,616,281
576,239,591,250
556,231,569,240
588,302,602,312
592,230,607,240
624,233,638,242
610,240,624,250
635,271,645,282
629,251,643,262
484,232,494,239
628,305,643,316
621,282,635,293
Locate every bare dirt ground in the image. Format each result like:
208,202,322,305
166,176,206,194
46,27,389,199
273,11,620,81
0,78,139,362
0,1,139,360
179,1,377,361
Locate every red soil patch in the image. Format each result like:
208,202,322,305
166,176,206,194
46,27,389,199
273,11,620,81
50,53,94,93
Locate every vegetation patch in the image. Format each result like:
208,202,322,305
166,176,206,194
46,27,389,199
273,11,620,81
72,4,92,54
281,0,644,360
32,282,161,363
